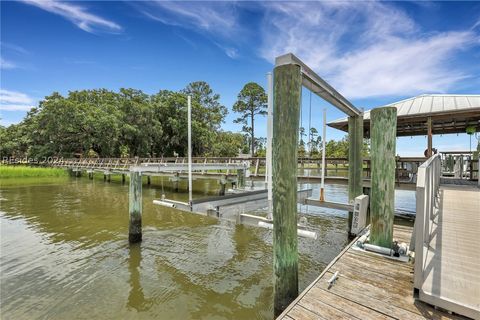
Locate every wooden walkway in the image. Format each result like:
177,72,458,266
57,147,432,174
418,185,480,319
278,224,467,320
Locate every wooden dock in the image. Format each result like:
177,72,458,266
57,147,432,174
277,223,466,320
416,185,480,319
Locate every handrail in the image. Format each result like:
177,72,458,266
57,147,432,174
412,153,441,290
1,156,432,181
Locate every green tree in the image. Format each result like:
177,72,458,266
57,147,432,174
151,90,187,156
210,131,244,157
117,88,159,157
299,127,306,148
182,81,228,155
29,92,88,157
182,81,227,130
362,138,371,157
0,82,243,160
233,82,267,157
325,137,349,158
0,121,32,158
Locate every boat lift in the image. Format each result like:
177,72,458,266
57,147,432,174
149,75,375,240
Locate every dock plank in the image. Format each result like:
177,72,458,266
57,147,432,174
419,186,480,319
306,286,394,320
278,224,467,320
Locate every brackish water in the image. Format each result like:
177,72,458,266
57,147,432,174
0,175,415,320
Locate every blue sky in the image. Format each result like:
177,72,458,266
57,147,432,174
1,1,479,156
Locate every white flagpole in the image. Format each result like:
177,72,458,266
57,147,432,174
320,108,326,201
188,95,193,203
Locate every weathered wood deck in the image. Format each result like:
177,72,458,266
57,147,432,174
418,185,480,319
278,223,466,320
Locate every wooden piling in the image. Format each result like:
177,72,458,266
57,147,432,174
147,176,151,185
347,115,364,235
427,116,433,158
174,172,179,192
370,107,397,248
237,169,245,189
122,174,125,184
273,63,302,316
129,171,142,243
219,175,226,196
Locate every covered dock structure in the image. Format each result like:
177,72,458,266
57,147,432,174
328,94,480,158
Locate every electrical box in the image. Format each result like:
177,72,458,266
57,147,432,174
351,194,369,235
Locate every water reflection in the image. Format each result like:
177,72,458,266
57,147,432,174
127,243,152,312
0,177,415,320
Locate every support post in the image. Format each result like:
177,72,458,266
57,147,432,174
427,116,432,158
266,72,273,219
477,141,480,187
370,107,397,248
174,172,179,192
219,175,226,196
237,169,245,189
273,63,301,316
129,171,142,243
103,174,107,182
122,174,125,184
147,176,151,185
347,114,364,235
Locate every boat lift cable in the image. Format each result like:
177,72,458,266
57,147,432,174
308,90,312,155
300,86,303,146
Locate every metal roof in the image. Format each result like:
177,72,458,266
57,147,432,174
328,94,480,137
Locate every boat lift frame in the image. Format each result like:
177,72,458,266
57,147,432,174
144,54,367,243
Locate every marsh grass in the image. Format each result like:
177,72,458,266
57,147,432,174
0,165,68,178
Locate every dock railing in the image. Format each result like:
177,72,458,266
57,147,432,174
2,156,428,181
412,153,441,290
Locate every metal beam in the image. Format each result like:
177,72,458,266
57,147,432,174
131,162,247,173
154,189,313,219
275,53,361,117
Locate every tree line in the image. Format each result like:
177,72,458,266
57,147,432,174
0,80,367,159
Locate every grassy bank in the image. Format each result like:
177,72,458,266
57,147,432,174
0,165,68,178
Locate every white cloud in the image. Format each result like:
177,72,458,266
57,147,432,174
334,32,473,97
132,2,478,95
20,0,121,33
1,42,29,55
0,89,34,104
136,1,241,58
0,57,17,69
138,1,237,36
214,42,239,59
0,119,21,127
473,18,480,30
259,2,478,98
0,89,36,112
0,104,35,111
